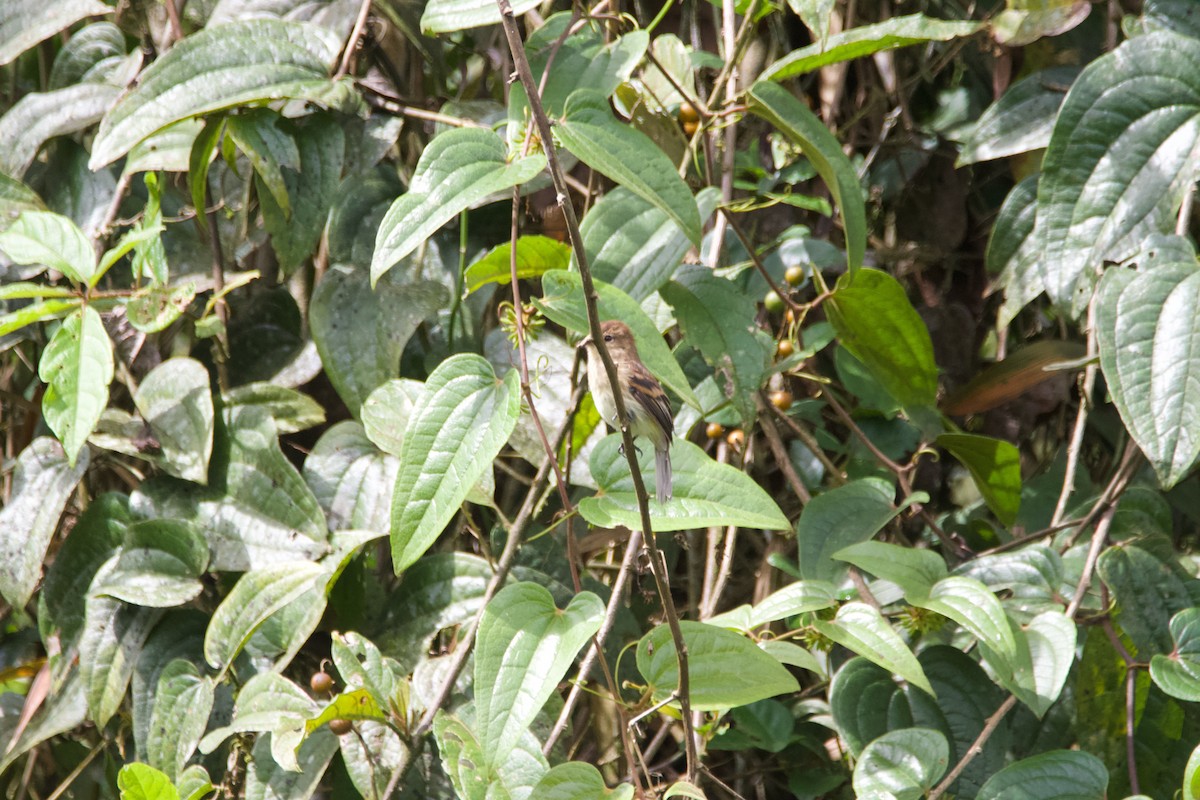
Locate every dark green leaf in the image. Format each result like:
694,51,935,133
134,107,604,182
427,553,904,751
958,67,1079,165
796,477,901,583
937,433,1022,525
976,750,1108,800
852,728,949,800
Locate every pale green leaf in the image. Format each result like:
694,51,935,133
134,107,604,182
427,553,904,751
796,477,900,583
0,83,119,178
531,762,635,800
39,305,114,465
814,602,933,695
117,763,179,800
465,235,571,294
134,358,215,484
853,728,949,800
937,433,1022,525
976,750,1108,800
0,0,111,68
420,0,540,33
146,660,215,782
0,210,95,284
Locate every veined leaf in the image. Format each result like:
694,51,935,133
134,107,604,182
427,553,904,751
0,83,119,178
0,0,111,67
814,602,933,695
0,210,95,284
421,0,540,34
465,235,571,293
39,306,114,466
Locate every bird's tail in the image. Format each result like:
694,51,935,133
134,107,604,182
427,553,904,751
655,445,672,503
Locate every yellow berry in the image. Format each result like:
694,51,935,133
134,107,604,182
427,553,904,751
706,422,725,440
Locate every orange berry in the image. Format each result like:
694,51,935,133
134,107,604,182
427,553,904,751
776,340,794,359
769,390,794,411
706,422,725,440
329,718,353,735
309,671,334,694
726,429,745,450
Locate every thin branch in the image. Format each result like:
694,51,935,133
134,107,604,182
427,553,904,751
1051,296,1098,526
1064,504,1117,620
927,695,1017,800
335,0,373,79
495,0,698,780
757,394,810,504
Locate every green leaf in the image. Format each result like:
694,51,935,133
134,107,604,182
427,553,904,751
420,0,540,34
0,0,111,68
556,90,700,247
531,763,634,800
132,406,328,570
125,119,205,176
1151,608,1200,701
1098,544,1193,655
0,210,95,284
578,186,721,301
814,602,934,695
311,265,447,415
39,306,114,466
203,560,325,671
661,265,773,427
829,657,901,757
0,437,89,608
465,235,571,293
0,172,46,226
304,421,397,533
834,540,948,600
134,358,215,484
0,297,80,337
225,109,301,217
222,383,325,435
390,355,521,573
475,583,604,768
915,577,1019,668
976,750,1108,800
825,269,938,409
243,727,338,800
1036,31,1200,311
434,714,549,800
361,378,427,458
117,763,179,800
581,436,789,531
78,591,162,725
1097,257,1200,488
0,83,120,178
371,127,546,284
145,659,215,782
1186,742,1200,800
90,20,356,168
197,672,315,754
637,620,800,711
49,22,127,89
796,477,901,583
748,81,865,275
852,728,949,800
91,520,208,607
306,688,387,733
937,433,1022,525
131,613,206,764
958,67,1079,166
258,113,344,274
762,14,982,81
535,269,698,409
992,0,1091,46
705,580,837,630
988,174,1044,327
1023,611,1077,717
127,283,198,334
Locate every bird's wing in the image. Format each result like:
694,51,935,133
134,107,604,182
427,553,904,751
627,365,674,439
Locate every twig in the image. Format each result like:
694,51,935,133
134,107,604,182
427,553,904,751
44,738,105,800
763,402,845,486
1051,296,1098,526
1064,504,1117,620
204,186,230,392
927,695,1017,800
700,525,738,619
495,0,699,780
757,394,810,504
335,0,373,79
726,215,804,315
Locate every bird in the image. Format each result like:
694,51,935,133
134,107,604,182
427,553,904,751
581,320,674,503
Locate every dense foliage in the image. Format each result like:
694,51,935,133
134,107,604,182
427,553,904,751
4,0,1200,797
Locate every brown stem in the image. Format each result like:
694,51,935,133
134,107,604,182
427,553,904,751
335,0,373,79
495,0,698,780
757,394,810,504
927,695,1017,800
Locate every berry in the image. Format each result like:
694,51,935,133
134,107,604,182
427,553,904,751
726,429,745,450
769,390,794,411
309,671,334,694
706,422,725,440
329,718,353,735
784,266,805,286
764,291,785,313
776,340,794,359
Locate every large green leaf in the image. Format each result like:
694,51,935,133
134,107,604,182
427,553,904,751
637,620,800,710
420,0,540,34
748,81,865,275
937,433,1022,525
557,90,700,247
475,583,603,768
661,265,774,427
535,269,698,409
796,477,901,583
116,763,178,800
814,602,933,695
1097,543,1193,655
203,560,325,671
707,580,838,631
311,265,447,415
0,210,95,284
976,750,1108,800
390,354,520,573
78,588,162,725
957,67,1080,166
0,0,110,67
834,541,948,600
0,437,88,608
915,578,1019,669
303,421,398,533
852,728,949,800
0,83,120,178
434,714,549,800
91,520,209,608
243,727,338,800
145,659,215,782
225,108,301,217
992,0,1091,46
829,658,903,757
1097,255,1200,488
134,358,215,484
1036,31,1200,311
581,436,790,532
48,21,127,89
90,19,355,168
39,306,114,466
131,406,328,571
371,127,546,284
762,14,982,81
578,187,720,301
825,269,938,409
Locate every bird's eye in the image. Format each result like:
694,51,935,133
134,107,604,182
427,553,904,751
603,334,613,342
